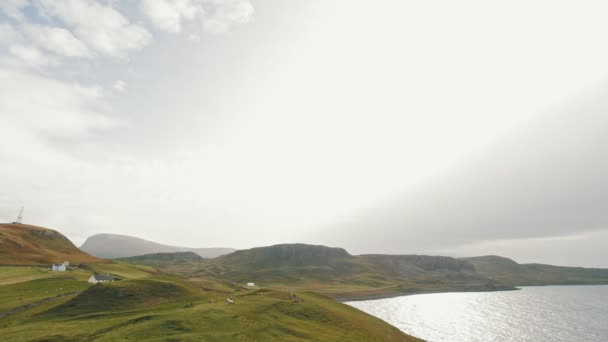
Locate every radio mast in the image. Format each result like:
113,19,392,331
13,206,23,224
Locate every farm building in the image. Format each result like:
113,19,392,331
246,282,255,287
88,273,115,284
51,261,69,272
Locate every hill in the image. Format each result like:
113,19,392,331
1,265,420,341
463,255,608,285
80,233,235,258
0,223,103,266
180,244,512,299
115,251,203,265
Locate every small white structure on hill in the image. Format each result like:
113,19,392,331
88,273,115,284
52,261,69,272
246,282,255,287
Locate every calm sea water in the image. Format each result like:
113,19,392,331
346,286,608,342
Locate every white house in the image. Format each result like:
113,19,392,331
51,261,69,272
88,273,115,284
246,282,255,287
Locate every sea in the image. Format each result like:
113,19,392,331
345,285,608,342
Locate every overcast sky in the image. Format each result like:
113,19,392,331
2,1,608,267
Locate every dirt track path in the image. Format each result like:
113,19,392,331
0,292,77,319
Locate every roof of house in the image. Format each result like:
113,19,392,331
91,273,115,281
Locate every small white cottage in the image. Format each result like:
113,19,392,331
51,261,69,272
88,273,115,284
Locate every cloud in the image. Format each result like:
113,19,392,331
201,0,254,33
0,0,28,21
8,44,58,67
0,23,20,45
139,0,254,34
140,0,202,33
23,24,92,58
0,65,114,138
36,0,152,59
113,79,127,92
187,33,201,42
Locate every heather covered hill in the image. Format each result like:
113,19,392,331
0,223,103,266
80,233,235,258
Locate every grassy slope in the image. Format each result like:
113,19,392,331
0,274,419,341
0,278,90,313
0,226,419,340
0,265,420,341
0,224,103,266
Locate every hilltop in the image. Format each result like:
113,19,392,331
80,233,235,258
115,251,203,265
0,223,103,266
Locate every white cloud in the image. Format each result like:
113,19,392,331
8,44,58,67
24,24,92,58
201,0,254,33
140,0,202,33
0,66,113,138
187,33,200,42
36,0,152,59
0,23,21,45
139,0,254,34
113,79,127,92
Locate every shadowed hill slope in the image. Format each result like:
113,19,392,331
80,233,235,258
0,223,103,266
115,251,203,266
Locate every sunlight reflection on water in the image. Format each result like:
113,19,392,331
346,285,608,342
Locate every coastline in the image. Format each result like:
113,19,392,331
338,282,608,302
336,286,520,303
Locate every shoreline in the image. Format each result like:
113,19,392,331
336,287,520,303
338,282,608,302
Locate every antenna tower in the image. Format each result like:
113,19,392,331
13,206,24,224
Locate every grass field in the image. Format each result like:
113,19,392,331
0,263,420,341
0,286,417,341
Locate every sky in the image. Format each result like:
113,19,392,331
1,0,608,267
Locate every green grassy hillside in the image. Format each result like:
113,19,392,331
0,234,421,341
0,224,103,266
0,267,420,341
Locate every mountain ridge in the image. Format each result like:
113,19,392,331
80,233,235,259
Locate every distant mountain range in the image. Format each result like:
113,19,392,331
463,255,608,285
0,223,103,265
80,233,235,259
